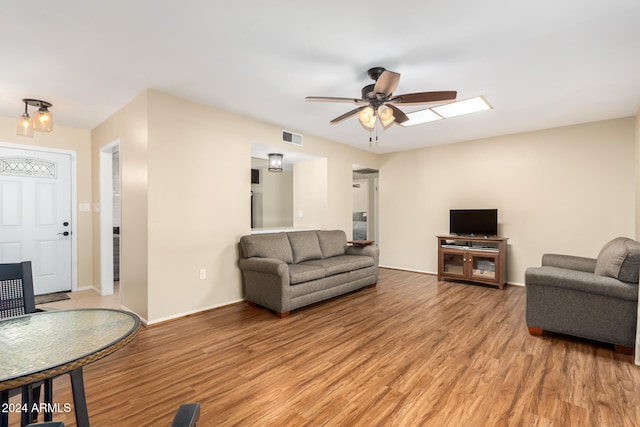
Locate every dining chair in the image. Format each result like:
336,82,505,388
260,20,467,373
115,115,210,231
25,423,64,427
24,402,201,427
0,261,36,319
170,403,200,427
0,261,47,426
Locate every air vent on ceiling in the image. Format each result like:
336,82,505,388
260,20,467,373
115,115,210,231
282,130,303,146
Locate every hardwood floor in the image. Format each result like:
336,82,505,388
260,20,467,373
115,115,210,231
11,269,640,426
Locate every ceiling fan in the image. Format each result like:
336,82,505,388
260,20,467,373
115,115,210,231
305,67,457,131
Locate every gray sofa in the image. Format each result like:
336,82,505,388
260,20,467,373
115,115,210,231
239,230,379,317
525,237,640,352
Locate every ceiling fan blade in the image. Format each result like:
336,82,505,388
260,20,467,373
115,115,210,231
330,106,367,124
305,96,366,105
387,104,409,124
391,91,457,105
373,71,400,97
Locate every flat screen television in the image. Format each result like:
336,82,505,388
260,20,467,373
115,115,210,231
449,209,498,237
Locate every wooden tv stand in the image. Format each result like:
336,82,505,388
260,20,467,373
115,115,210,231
437,235,508,289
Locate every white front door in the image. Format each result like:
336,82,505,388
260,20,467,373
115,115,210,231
0,146,72,295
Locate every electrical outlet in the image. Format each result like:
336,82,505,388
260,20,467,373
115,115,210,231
199,269,206,280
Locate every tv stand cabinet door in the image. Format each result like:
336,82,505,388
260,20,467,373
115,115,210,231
467,252,501,287
438,249,466,281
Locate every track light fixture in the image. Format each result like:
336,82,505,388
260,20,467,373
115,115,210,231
16,99,53,137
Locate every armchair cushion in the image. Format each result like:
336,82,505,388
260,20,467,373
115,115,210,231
594,237,640,283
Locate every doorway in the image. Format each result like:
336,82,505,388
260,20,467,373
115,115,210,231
99,140,119,296
352,166,379,244
0,144,77,294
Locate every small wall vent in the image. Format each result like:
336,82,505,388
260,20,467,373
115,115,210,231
282,130,303,146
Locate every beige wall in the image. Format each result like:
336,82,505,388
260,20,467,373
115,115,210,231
263,170,293,227
353,180,369,212
379,117,636,284
293,158,328,229
91,92,150,319
260,166,294,228
0,117,93,289
289,141,379,235
91,90,378,323
145,90,251,321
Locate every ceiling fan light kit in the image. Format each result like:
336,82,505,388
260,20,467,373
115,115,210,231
358,106,376,130
16,99,53,137
378,105,395,129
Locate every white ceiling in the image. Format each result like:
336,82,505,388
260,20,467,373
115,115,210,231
1,1,639,154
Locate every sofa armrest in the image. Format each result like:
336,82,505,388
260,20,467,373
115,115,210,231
346,245,379,266
525,266,638,301
541,254,597,273
238,257,288,276
238,257,291,313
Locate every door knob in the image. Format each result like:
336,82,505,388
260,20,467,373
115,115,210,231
57,231,70,236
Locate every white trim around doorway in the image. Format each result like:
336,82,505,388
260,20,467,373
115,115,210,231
99,139,119,296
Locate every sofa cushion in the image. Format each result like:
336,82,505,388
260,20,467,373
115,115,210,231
287,231,323,264
594,237,640,283
316,230,347,258
301,255,374,277
288,264,326,285
240,233,293,264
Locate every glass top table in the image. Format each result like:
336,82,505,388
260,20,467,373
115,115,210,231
0,309,141,427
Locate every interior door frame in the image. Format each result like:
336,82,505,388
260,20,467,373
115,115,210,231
374,177,379,245
99,139,119,296
0,141,78,291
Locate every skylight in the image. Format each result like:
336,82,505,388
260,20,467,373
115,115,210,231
399,109,442,126
400,96,492,127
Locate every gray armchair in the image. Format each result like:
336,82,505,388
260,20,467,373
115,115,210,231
525,237,640,353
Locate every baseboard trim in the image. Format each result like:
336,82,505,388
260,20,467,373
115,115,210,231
379,265,436,275
145,299,246,326
379,265,524,287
